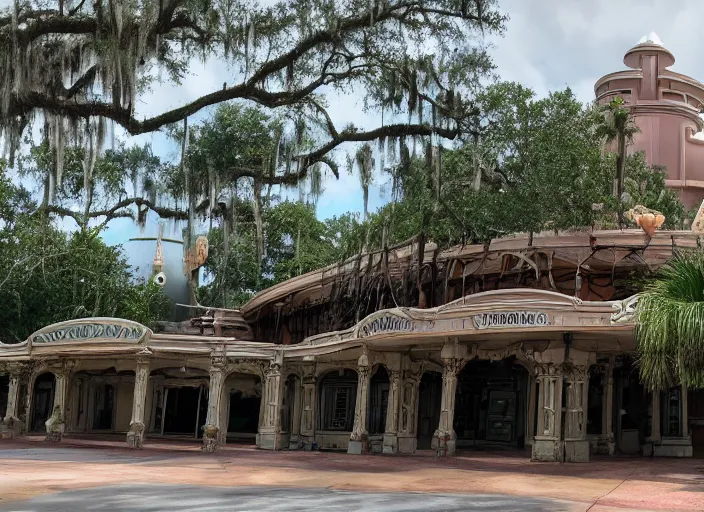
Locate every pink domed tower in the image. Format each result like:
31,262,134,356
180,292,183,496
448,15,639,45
594,33,704,209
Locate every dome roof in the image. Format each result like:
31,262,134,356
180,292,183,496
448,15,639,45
624,32,675,69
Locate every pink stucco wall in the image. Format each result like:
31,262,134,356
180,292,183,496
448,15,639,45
595,39,704,209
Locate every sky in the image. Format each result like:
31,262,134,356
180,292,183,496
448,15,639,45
5,0,704,283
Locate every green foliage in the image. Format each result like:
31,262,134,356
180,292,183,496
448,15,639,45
621,153,685,229
0,162,172,342
636,250,704,390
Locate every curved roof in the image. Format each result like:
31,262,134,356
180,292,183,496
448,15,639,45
240,229,702,321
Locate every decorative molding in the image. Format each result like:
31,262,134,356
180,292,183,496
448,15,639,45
610,295,639,324
30,318,149,345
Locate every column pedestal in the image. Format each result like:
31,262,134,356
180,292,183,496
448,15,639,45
126,358,150,449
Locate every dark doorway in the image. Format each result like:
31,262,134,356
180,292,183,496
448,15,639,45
688,389,704,458
318,370,358,432
614,361,651,454
31,373,56,432
453,359,528,449
368,366,389,435
0,375,8,420
587,367,604,435
417,371,442,449
163,386,207,436
228,390,261,436
92,384,115,431
282,375,298,433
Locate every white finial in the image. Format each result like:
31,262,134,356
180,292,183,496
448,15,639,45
638,32,663,46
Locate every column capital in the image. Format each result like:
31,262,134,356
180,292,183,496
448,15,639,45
48,360,76,379
534,363,561,378
441,357,465,377
210,355,229,371
135,356,151,367
564,364,589,382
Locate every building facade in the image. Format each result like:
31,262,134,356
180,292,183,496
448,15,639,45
595,34,704,209
1,229,702,462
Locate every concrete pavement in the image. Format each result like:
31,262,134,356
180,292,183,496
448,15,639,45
0,437,702,511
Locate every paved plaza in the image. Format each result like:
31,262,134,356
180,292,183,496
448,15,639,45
0,438,703,511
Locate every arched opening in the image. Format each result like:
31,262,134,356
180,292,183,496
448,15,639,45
226,372,261,443
417,371,442,449
367,366,389,435
149,368,209,439
318,369,357,432
30,373,56,432
0,374,9,419
71,368,133,434
454,359,529,450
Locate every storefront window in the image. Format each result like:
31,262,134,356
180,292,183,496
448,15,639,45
661,387,682,437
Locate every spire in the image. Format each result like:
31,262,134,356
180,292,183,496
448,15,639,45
153,222,165,274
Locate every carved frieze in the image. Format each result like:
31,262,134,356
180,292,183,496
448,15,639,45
31,319,148,344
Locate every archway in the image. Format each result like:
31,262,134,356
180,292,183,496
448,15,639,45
453,359,529,450
150,367,209,439
226,372,261,443
71,368,133,434
30,373,56,432
417,371,442,449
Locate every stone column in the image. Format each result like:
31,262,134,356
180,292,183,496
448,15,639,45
525,374,537,447
382,369,401,454
531,364,563,462
258,353,286,450
2,366,24,439
563,366,590,462
45,363,73,442
202,356,228,452
126,358,150,449
299,364,317,449
397,362,421,454
432,358,464,456
348,349,371,455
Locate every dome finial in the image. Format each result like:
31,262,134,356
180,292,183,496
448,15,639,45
638,32,663,46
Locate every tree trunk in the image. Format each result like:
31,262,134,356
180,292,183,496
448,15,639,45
252,178,265,287
616,131,626,228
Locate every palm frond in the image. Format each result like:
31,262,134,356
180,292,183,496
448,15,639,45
636,249,704,390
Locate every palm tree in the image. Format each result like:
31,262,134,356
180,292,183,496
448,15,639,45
596,96,640,227
636,249,704,390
